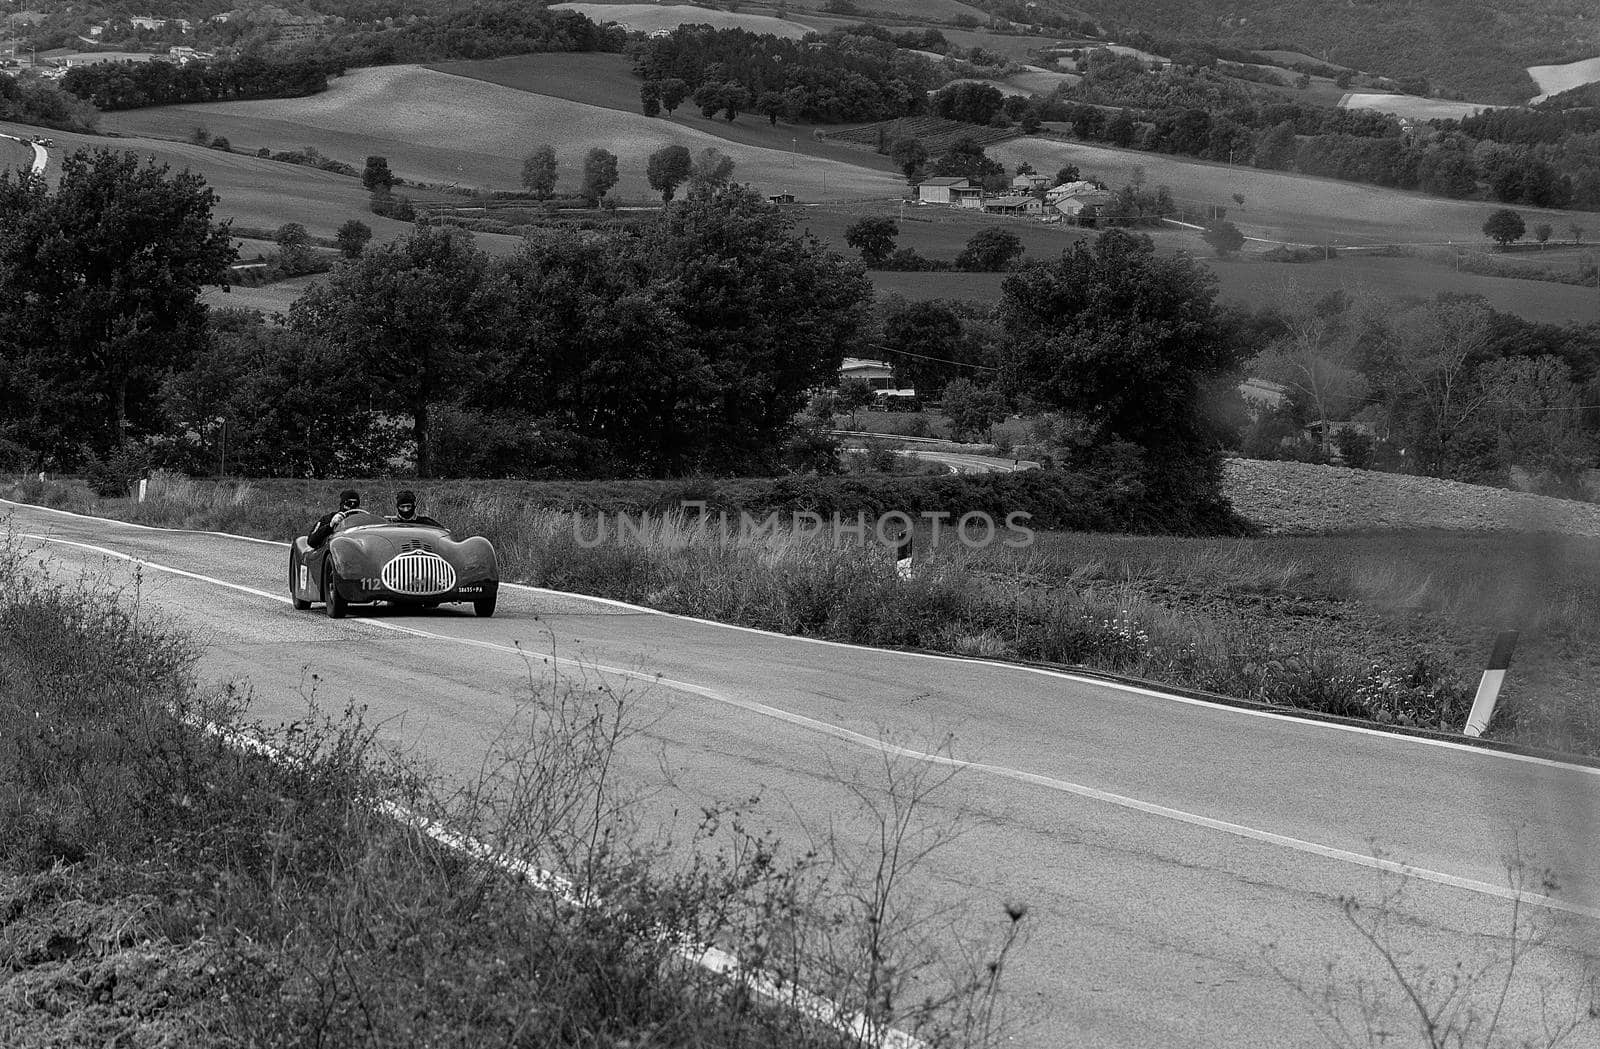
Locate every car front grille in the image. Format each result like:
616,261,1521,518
381,551,457,596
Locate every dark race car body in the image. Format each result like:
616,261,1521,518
288,510,499,618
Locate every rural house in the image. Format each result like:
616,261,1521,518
1053,189,1112,224
838,358,896,390
983,195,1043,215
916,176,969,205
951,185,986,208
1011,173,1050,192
1045,180,1104,204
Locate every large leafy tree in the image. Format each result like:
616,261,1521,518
0,148,234,462
844,216,898,267
999,230,1245,512
582,147,619,205
645,144,693,202
290,227,500,477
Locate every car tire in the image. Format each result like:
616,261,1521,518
473,593,496,618
289,551,311,610
324,561,348,619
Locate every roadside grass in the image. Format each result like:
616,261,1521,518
6,473,1595,754
0,532,1025,1048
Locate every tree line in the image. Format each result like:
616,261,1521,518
634,24,936,125
62,54,333,111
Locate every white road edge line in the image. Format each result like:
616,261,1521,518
22,532,1600,924
8,497,1598,778
29,539,926,1049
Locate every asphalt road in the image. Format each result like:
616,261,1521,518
8,499,1599,1049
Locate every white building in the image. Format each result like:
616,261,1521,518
839,357,896,390
916,176,968,205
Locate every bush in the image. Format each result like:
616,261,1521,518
81,444,152,497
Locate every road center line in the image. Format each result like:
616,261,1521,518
21,532,1599,922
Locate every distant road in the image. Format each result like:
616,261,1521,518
7,499,1599,1049
0,131,48,175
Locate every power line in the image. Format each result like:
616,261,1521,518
867,344,998,371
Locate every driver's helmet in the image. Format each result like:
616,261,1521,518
339,489,361,511
395,490,417,521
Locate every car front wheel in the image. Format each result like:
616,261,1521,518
324,561,348,619
473,593,496,618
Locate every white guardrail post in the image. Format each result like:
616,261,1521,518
894,531,913,579
1463,630,1518,738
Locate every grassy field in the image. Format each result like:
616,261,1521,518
993,133,1585,247
103,65,903,203
551,1,810,38
1339,92,1494,121
0,134,31,174
428,52,900,174
748,0,990,22
1528,55,1600,102
798,199,1101,257
3,118,529,255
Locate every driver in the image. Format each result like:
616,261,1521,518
307,489,362,548
388,490,442,527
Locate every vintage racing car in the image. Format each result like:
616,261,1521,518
288,510,499,618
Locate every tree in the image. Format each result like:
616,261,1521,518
956,227,1023,272
1534,222,1552,248
1202,220,1245,258
881,300,969,400
720,83,751,122
844,216,899,267
1482,208,1525,248
756,90,786,125
694,82,726,119
290,227,499,479
335,219,372,258
835,376,876,427
1105,110,1136,147
999,229,1244,513
1054,164,1080,185
888,137,928,182
659,77,688,116
1254,121,1298,170
0,149,235,460
361,155,397,193
582,147,619,206
941,378,1007,441
522,146,558,199
1252,295,1369,448
646,144,693,202
273,222,309,250
1376,298,1497,477
640,80,661,117
931,137,1005,189
1019,107,1042,134
1570,223,1585,245
687,148,736,195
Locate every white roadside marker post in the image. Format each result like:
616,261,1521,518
894,532,913,580
137,478,147,503
1463,631,1518,738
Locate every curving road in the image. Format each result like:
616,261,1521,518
7,499,1599,1048
0,130,48,175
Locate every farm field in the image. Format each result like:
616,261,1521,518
202,275,319,317
550,2,809,38
1528,55,1600,103
103,65,903,202
798,199,1104,257
0,119,514,251
428,53,899,173
994,133,1586,247
747,0,988,21
866,246,1599,323
1339,91,1494,121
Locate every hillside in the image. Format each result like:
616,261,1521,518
428,52,898,173
550,2,809,39
1031,0,1596,104
993,133,1586,248
0,135,32,173
1224,459,1600,537
101,65,904,202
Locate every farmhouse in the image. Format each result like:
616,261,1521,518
839,357,896,390
984,195,1043,215
767,192,795,205
1045,180,1104,203
1053,191,1112,224
951,185,986,208
916,176,968,205
1011,173,1050,192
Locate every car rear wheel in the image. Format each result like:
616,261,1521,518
324,561,348,619
289,551,311,610
473,593,496,618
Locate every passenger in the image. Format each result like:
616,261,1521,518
308,489,362,548
388,490,442,527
